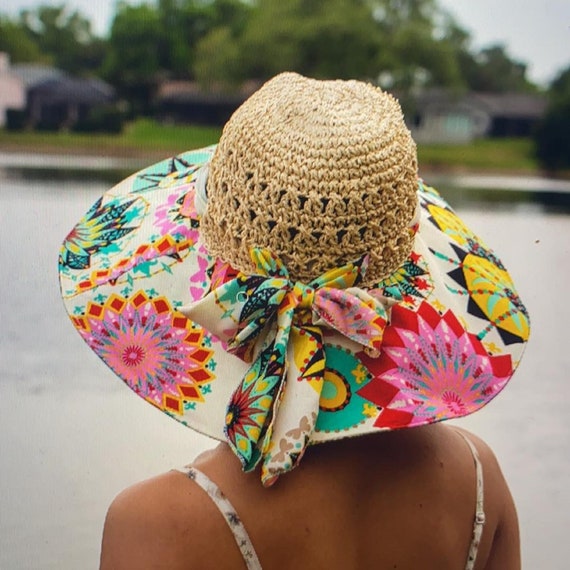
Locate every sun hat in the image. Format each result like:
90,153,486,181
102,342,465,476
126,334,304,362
59,72,530,486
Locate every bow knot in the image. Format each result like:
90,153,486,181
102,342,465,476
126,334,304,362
182,248,389,485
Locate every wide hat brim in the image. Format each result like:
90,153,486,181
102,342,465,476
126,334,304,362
59,146,529,473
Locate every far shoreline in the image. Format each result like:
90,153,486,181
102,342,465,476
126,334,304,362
2,120,569,189
2,144,567,178
6,119,569,180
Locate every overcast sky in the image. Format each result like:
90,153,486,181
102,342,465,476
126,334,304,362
3,0,570,85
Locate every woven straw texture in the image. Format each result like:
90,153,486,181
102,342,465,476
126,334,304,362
201,72,418,284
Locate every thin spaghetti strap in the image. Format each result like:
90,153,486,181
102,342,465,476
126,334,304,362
456,432,486,570
177,466,263,570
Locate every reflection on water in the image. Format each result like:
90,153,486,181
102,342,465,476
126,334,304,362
437,185,570,214
1,164,569,569
0,152,145,170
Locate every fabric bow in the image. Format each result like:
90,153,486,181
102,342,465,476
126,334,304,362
182,248,389,485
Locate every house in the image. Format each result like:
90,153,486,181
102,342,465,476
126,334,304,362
9,62,116,130
25,75,116,130
155,81,260,126
469,92,548,138
409,89,547,144
0,53,26,128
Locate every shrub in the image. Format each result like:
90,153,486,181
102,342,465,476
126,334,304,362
5,109,26,130
534,65,570,172
74,105,125,133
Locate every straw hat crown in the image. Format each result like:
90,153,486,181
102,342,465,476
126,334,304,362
202,72,418,283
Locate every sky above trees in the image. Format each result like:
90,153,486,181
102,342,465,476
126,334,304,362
3,0,569,84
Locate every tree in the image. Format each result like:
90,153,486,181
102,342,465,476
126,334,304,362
103,0,250,108
548,65,570,104
194,0,472,90
19,5,102,74
194,25,244,88
102,3,163,114
156,0,213,76
183,0,251,84
534,65,570,171
0,16,45,63
195,0,384,85
367,0,465,90
463,44,535,93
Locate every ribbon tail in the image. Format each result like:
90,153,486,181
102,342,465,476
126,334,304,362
222,326,282,471
259,324,325,486
224,303,295,471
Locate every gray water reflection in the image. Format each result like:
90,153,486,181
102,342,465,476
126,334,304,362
0,167,569,569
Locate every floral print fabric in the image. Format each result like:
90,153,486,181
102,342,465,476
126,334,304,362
59,148,530,486
182,249,389,485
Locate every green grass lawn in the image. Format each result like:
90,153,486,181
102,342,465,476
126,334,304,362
417,137,538,172
0,119,539,172
0,119,222,157
123,119,221,150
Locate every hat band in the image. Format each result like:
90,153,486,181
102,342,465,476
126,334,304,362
182,248,390,485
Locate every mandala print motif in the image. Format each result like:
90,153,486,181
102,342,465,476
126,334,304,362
188,247,214,302
59,196,142,270
427,202,492,254
291,324,325,386
357,302,514,429
72,291,215,415
71,185,204,295
315,345,374,433
132,151,212,193
446,245,530,344
69,232,196,296
221,272,327,471
224,340,284,469
427,202,529,344
154,187,200,238
374,250,433,305
209,259,240,292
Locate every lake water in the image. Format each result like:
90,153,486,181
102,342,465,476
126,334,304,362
1,161,569,569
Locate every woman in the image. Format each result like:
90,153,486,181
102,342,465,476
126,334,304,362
60,73,529,569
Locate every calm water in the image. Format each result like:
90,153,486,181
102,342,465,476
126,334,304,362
0,163,569,569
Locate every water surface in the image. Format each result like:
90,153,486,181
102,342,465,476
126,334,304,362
1,164,569,569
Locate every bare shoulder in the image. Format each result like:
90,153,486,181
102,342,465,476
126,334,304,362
449,426,521,570
450,426,508,484
449,426,515,510
99,470,238,570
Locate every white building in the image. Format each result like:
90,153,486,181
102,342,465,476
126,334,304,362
0,53,26,128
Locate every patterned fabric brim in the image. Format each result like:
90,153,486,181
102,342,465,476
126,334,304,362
59,146,530,485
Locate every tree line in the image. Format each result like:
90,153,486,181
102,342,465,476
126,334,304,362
1,0,569,169
1,0,538,108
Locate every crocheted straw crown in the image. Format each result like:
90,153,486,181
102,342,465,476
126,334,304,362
201,72,418,284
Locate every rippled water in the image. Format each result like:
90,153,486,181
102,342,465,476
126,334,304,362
1,163,569,569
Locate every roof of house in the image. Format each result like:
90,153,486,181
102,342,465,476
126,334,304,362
11,64,115,103
11,64,64,88
468,92,547,118
156,80,261,104
29,76,115,104
414,89,547,119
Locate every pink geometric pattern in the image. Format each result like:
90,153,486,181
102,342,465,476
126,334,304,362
72,291,214,415
358,302,513,428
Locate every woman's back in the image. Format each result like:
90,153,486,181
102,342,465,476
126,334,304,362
101,424,519,569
